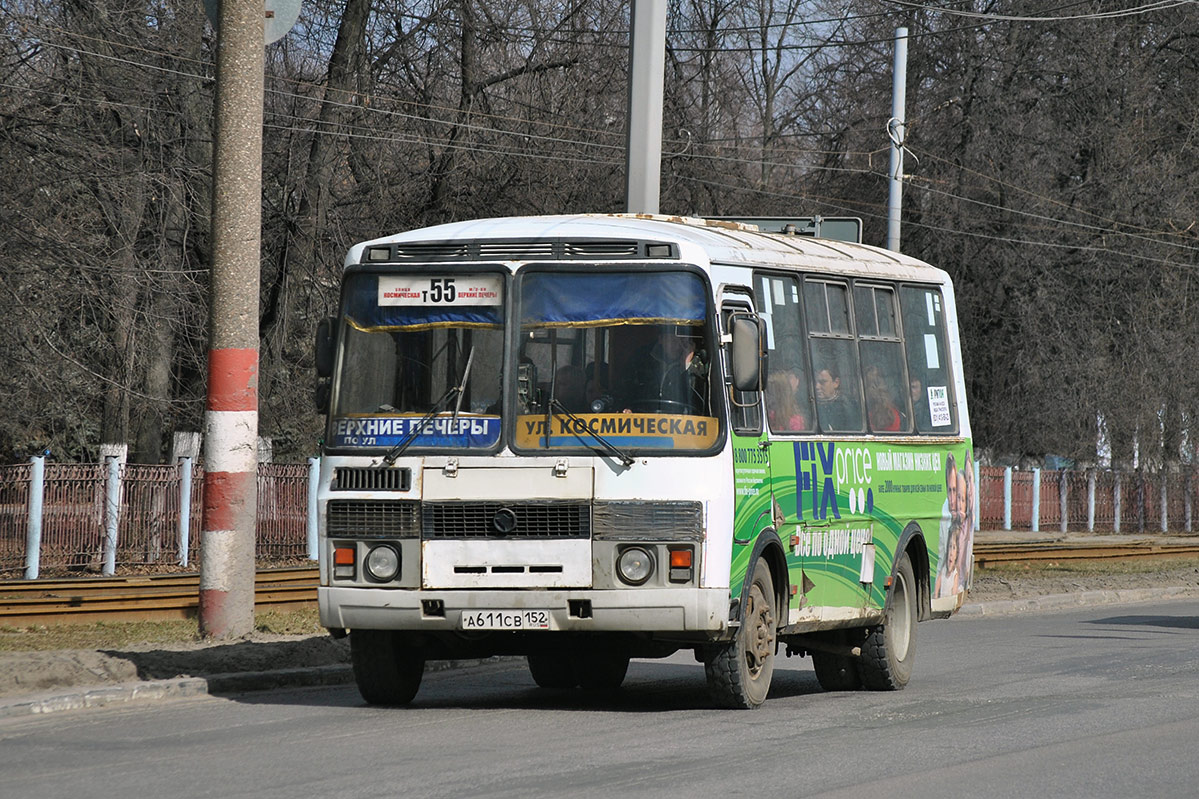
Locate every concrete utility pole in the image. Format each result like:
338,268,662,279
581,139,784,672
625,0,667,214
886,27,908,252
200,0,265,639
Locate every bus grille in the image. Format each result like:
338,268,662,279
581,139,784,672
331,467,411,492
422,501,591,539
592,501,704,541
327,500,421,538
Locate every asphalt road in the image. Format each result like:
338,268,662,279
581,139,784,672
2,598,1198,799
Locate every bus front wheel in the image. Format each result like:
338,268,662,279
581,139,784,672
706,559,776,709
859,551,918,690
350,630,425,705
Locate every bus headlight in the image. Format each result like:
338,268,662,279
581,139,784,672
364,545,401,582
616,547,654,586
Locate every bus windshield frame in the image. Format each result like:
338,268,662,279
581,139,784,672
323,264,509,456
509,263,725,459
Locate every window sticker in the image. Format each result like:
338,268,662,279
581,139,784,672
926,291,936,325
928,386,951,427
772,279,785,306
761,310,776,350
924,334,940,369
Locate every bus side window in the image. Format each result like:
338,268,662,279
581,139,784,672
804,280,864,433
855,284,911,434
722,307,762,435
753,272,815,435
900,286,956,433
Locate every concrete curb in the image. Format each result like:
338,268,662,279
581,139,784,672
0,658,515,720
0,667,356,720
957,584,1199,618
4,588,1198,719
0,676,212,720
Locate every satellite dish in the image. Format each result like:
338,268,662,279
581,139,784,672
203,0,301,45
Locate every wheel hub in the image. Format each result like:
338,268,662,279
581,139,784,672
745,586,776,675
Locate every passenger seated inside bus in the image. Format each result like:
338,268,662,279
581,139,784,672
864,364,904,432
910,376,931,430
766,370,808,433
584,361,610,410
551,365,587,412
814,363,859,432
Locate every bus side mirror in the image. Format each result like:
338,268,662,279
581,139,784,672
314,380,331,414
730,316,763,392
315,317,337,378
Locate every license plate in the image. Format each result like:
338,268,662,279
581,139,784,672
459,609,551,631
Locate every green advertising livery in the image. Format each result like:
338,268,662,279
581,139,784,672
731,437,974,616
314,214,973,708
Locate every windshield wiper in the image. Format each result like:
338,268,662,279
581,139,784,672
380,346,476,466
548,398,635,468
378,386,459,466
450,346,476,425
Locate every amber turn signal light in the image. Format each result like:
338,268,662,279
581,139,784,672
334,546,356,580
668,546,693,583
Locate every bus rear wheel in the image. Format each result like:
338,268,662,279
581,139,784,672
860,551,918,690
812,630,864,691
527,653,578,689
350,630,425,705
706,559,776,709
574,651,629,691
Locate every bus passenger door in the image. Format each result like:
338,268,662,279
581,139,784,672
752,271,818,626
721,301,773,609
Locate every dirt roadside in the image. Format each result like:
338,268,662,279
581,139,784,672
2,561,1197,701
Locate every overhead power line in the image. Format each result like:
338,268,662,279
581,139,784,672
6,14,1198,263
882,0,1195,23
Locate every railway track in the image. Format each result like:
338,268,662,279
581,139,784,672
3,539,1198,625
972,540,1199,567
0,567,318,626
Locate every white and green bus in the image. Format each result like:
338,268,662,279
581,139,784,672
314,214,973,708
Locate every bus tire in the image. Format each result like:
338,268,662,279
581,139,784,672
574,651,630,691
705,559,776,709
812,631,863,691
350,629,424,705
527,653,578,689
860,551,918,691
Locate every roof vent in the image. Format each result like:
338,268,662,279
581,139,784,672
360,238,677,263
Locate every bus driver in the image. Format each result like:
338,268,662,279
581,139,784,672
623,326,707,414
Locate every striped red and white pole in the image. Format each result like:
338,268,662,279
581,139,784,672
200,0,264,639
199,348,259,638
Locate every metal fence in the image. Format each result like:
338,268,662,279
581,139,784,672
256,463,309,559
1,459,313,577
0,463,32,570
4,457,1197,578
977,466,1196,534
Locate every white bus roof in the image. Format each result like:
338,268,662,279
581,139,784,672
345,214,949,284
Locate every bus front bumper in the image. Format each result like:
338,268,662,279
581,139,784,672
319,585,731,635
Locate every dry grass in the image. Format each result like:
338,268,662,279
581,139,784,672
3,557,1197,653
0,607,323,652
976,556,1199,577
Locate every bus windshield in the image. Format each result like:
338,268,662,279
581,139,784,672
327,271,505,450
513,269,720,454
